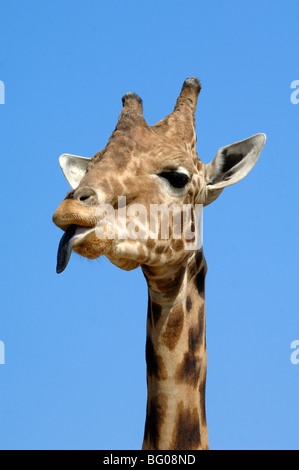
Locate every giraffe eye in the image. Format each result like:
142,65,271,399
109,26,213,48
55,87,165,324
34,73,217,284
159,171,190,189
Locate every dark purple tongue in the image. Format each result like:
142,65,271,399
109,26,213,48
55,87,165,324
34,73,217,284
56,225,77,274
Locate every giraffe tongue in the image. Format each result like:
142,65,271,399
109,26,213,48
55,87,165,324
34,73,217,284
56,225,77,274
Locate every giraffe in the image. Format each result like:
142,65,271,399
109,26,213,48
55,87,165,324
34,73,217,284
53,78,266,450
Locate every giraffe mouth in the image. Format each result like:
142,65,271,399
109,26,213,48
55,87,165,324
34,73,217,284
56,225,93,274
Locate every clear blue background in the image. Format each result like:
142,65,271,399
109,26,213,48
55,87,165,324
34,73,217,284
0,0,298,450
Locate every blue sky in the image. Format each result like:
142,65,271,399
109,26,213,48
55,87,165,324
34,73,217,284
0,0,298,450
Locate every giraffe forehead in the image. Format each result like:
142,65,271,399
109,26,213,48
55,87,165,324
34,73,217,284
88,121,202,171
88,144,201,178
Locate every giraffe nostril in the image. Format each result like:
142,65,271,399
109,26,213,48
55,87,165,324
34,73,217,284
74,187,97,205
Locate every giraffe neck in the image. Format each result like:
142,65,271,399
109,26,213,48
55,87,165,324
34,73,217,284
141,249,209,450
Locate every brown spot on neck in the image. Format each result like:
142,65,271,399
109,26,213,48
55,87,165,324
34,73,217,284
188,249,206,278
145,336,167,380
151,301,162,325
175,351,202,388
170,401,201,450
195,266,206,295
147,296,162,327
161,304,184,351
175,307,205,387
186,295,192,312
143,394,167,450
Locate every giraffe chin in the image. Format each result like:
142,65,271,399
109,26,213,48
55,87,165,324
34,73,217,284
107,255,141,272
71,229,143,271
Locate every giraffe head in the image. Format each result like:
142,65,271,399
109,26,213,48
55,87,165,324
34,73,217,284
53,78,265,273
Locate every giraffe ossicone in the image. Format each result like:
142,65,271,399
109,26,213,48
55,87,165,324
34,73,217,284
53,77,266,449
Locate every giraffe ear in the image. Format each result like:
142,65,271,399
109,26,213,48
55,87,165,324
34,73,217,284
58,154,91,189
204,133,266,205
